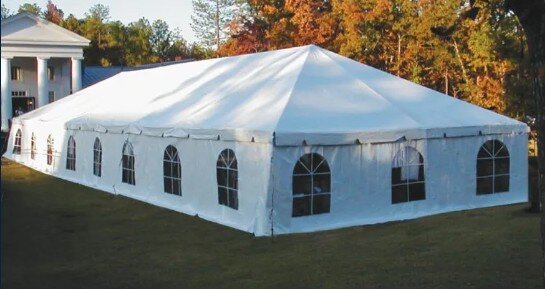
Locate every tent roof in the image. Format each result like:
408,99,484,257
15,45,527,145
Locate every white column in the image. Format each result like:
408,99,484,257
1,57,13,132
71,57,83,93
37,57,49,108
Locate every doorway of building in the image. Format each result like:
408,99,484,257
12,97,36,116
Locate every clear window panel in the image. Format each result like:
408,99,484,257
392,184,408,204
477,177,494,195
292,196,311,217
494,175,509,193
494,157,510,175
218,187,228,205
408,182,425,201
476,159,494,176
293,175,312,195
313,194,331,214
228,189,238,210
164,177,172,193
313,174,331,194
217,168,227,187
391,167,402,185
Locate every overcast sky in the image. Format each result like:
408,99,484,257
4,0,198,42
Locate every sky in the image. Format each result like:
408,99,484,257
3,0,198,42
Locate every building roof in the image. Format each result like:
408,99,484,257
1,12,90,47
14,45,527,146
83,59,196,88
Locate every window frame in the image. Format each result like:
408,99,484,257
11,66,21,81
47,135,54,166
476,140,510,195
391,146,426,204
292,153,331,217
216,149,238,210
66,136,76,171
121,141,135,185
163,145,182,196
47,66,55,80
93,137,102,177
30,133,36,160
48,91,55,103
13,129,22,155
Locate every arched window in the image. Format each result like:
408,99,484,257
292,153,331,217
477,140,509,194
66,136,76,171
216,149,238,209
13,129,22,155
93,138,102,177
163,145,182,195
392,146,425,204
47,135,54,165
122,141,135,185
30,133,36,160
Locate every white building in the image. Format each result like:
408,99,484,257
4,45,528,236
1,12,90,131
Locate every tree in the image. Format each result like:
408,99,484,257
125,18,155,66
44,0,64,24
18,3,42,15
151,19,173,62
1,4,13,20
191,0,238,50
82,4,111,65
502,0,545,285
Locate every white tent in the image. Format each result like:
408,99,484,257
4,45,528,236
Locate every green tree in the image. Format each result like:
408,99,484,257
1,4,13,20
151,19,173,62
125,18,155,65
18,3,42,15
191,0,237,50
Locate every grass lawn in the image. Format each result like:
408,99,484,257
1,158,542,289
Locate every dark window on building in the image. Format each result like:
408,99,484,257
163,145,181,196
292,153,331,217
48,91,55,103
391,146,425,204
122,141,135,185
476,140,510,194
47,135,54,165
11,66,21,81
30,133,36,159
47,66,55,80
13,129,22,155
93,138,102,177
216,149,238,210
66,136,76,171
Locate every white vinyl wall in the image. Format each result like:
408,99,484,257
5,124,527,236
270,133,528,235
6,123,274,236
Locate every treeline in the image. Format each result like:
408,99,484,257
191,0,534,119
1,2,212,66
1,1,535,118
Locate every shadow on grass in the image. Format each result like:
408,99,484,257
1,158,542,289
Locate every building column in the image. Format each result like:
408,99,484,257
37,57,49,108
71,57,83,93
1,57,13,132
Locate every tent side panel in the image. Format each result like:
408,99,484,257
3,126,274,236
271,133,527,234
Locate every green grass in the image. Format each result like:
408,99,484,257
1,158,542,289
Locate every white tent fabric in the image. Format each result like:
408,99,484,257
4,45,528,236
12,45,526,144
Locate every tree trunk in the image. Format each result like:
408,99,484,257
452,39,469,84
216,0,220,52
504,0,545,285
